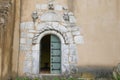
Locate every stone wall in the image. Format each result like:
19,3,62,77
19,0,120,70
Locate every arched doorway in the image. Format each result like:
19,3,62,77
40,34,61,74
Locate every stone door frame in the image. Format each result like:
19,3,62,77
32,30,67,74
20,22,83,76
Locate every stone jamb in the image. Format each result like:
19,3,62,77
31,30,67,74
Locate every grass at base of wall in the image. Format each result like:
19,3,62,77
15,72,115,80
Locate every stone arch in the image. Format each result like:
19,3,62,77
37,30,65,44
32,30,70,74
32,22,73,44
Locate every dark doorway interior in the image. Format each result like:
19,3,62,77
40,35,50,74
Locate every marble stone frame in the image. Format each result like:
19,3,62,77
31,30,68,74
20,22,82,75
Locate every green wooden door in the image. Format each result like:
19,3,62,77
50,35,61,74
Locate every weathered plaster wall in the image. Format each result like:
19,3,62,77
1,0,15,79
73,0,120,68
0,0,17,79
12,0,21,78
0,48,1,78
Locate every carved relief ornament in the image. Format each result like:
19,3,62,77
0,1,11,28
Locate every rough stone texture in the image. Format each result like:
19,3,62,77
62,44,69,55
69,55,77,64
32,44,39,51
74,36,84,44
20,38,26,44
54,5,63,11
21,32,27,38
69,15,76,24
72,31,80,36
23,60,32,73
40,11,61,22
27,33,34,38
26,39,32,45
32,51,39,74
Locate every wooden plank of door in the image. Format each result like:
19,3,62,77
50,35,61,74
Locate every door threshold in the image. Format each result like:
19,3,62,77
40,74,61,76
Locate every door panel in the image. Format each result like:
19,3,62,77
51,35,60,42
50,35,61,74
52,64,61,69
51,50,60,55
51,57,61,62
51,43,60,49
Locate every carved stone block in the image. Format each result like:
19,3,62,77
55,5,63,11
74,35,84,44
72,31,80,36
27,33,34,38
0,1,11,28
21,32,27,38
20,38,26,44
23,61,32,73
26,39,32,45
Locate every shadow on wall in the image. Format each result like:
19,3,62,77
1,71,18,80
77,66,113,79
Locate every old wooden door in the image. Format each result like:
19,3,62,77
50,35,61,74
